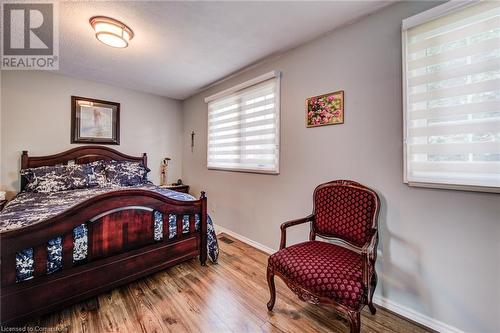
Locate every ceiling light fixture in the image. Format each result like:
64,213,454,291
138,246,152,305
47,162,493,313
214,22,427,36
89,16,134,48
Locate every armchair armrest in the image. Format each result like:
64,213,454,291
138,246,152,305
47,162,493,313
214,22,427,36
280,214,315,250
361,230,378,261
361,230,378,289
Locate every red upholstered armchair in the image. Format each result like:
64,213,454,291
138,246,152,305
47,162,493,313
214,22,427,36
266,180,380,333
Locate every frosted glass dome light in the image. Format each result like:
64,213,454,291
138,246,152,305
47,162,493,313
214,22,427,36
90,16,134,48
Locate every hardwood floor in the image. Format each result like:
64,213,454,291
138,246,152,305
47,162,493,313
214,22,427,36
25,234,433,333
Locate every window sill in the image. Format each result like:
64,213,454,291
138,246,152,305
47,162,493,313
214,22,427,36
207,166,279,175
405,181,500,194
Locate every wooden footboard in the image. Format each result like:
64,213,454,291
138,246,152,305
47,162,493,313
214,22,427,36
0,189,207,325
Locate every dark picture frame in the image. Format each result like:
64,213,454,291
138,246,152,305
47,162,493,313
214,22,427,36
71,96,120,145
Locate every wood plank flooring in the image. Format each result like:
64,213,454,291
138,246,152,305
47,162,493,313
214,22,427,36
26,234,433,333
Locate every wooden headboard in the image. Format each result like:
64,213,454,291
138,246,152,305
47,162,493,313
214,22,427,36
21,146,147,190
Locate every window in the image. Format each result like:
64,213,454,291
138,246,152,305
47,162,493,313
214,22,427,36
402,1,500,192
205,71,280,174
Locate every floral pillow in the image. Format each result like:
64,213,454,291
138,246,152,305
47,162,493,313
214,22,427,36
21,163,97,193
86,160,108,187
104,160,150,186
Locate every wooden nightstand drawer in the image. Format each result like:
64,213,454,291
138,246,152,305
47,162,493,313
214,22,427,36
160,185,190,194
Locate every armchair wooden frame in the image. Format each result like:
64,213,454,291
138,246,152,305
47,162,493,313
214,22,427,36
266,180,380,333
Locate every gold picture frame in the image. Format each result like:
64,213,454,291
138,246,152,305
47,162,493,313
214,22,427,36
306,90,344,128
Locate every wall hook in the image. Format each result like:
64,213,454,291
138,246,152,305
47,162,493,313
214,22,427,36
191,130,195,153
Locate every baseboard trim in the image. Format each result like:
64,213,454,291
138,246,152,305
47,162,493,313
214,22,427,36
214,224,275,254
214,224,465,333
372,296,465,333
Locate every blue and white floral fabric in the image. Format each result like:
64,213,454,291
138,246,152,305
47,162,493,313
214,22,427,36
21,164,97,193
86,161,108,187
0,184,219,282
104,161,150,186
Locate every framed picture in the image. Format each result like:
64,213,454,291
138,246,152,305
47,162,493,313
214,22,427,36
306,90,344,128
71,96,120,145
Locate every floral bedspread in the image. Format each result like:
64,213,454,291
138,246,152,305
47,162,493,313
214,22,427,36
0,184,219,282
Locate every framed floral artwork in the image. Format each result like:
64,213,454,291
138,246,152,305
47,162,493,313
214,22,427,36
306,90,344,127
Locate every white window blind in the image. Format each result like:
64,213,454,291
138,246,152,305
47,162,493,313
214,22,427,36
403,1,500,192
206,72,280,174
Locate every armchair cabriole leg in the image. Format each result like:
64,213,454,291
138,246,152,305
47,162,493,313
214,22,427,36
368,302,377,315
368,271,378,315
266,267,276,311
347,310,361,333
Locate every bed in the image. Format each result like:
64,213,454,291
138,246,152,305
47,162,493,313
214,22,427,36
0,146,218,325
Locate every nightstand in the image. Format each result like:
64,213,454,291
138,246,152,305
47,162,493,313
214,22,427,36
160,184,190,194
0,200,7,211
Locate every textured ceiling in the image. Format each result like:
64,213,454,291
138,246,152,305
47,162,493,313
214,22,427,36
58,1,393,100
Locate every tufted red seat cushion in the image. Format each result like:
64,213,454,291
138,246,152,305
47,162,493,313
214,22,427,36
268,241,365,310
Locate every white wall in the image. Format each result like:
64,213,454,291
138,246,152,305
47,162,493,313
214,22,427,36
1,71,183,196
182,2,500,333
